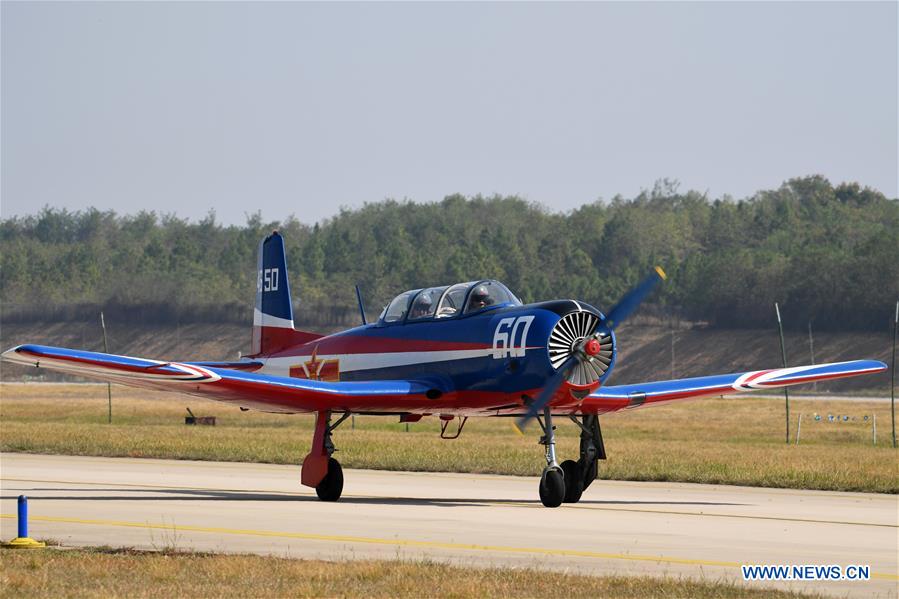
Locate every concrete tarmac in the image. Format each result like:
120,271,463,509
1,453,896,598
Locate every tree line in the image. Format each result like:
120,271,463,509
1,175,897,331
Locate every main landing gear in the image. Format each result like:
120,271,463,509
301,410,350,502
535,411,606,508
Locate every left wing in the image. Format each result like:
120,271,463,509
1,344,438,413
584,360,887,412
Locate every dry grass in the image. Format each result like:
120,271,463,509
0,547,817,599
1,383,896,493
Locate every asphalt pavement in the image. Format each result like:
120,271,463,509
1,453,896,598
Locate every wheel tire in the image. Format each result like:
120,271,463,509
539,468,565,508
315,457,344,501
560,460,584,503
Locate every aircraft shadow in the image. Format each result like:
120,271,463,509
1,488,745,508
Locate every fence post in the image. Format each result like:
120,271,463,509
795,413,802,445
775,303,789,444
808,320,816,393
100,312,112,424
891,300,897,449
670,328,676,379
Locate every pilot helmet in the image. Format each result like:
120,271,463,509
470,285,491,305
416,292,433,307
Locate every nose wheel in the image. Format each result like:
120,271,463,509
535,405,566,507
560,459,584,503
539,467,565,507
532,409,605,507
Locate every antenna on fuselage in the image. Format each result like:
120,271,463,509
355,284,368,325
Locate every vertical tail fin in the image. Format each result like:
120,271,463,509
251,232,321,356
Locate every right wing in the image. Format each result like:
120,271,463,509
1,344,438,413
584,360,887,412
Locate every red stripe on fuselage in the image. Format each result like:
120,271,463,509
193,379,537,415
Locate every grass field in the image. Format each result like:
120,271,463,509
0,547,818,598
1,383,896,493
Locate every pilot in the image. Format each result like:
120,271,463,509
409,292,434,319
468,285,493,311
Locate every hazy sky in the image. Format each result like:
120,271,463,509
2,1,896,225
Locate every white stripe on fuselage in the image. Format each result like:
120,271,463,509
261,347,541,376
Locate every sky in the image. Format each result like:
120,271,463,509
2,1,896,226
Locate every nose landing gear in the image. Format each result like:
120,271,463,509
534,412,606,507
536,405,565,507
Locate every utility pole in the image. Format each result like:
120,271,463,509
891,300,897,449
100,312,112,424
670,328,676,379
775,303,789,444
808,321,816,393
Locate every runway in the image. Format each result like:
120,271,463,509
2,453,896,598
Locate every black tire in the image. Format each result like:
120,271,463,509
560,459,584,503
539,468,565,508
315,457,344,502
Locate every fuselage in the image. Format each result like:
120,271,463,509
256,300,617,415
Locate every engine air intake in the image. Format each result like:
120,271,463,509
548,312,612,385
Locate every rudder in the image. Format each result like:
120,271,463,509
251,231,321,356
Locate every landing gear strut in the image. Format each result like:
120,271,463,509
537,406,565,507
301,410,350,502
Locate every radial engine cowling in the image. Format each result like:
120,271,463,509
547,311,614,386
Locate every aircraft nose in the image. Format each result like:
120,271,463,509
548,310,613,386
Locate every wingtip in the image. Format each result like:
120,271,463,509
1,345,23,360
852,359,888,373
1,345,37,367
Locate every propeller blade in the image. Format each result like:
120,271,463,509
516,354,579,431
598,266,666,333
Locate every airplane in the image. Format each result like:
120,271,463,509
1,232,887,507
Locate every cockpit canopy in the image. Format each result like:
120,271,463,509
380,280,521,324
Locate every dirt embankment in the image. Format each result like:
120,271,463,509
0,321,892,392
610,325,892,392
